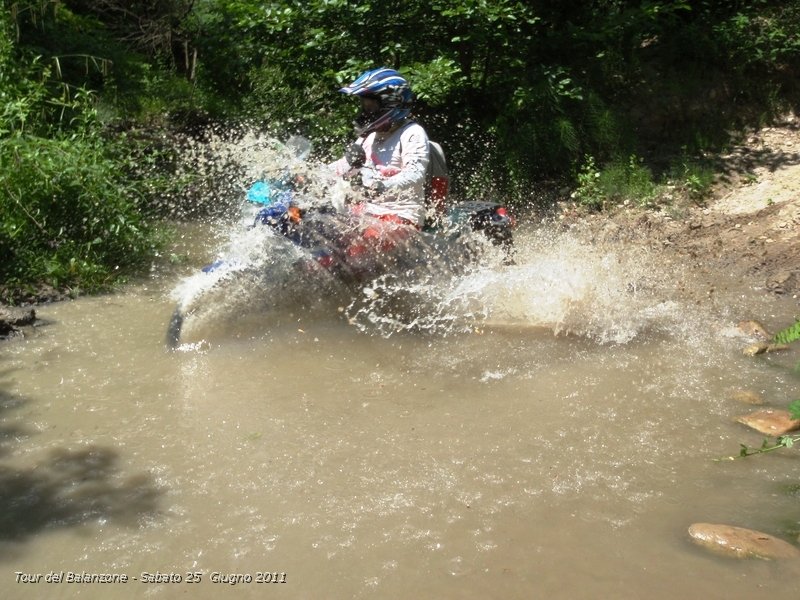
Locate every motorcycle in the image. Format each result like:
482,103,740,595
165,138,514,348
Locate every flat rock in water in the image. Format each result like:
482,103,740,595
688,523,800,560
735,409,800,436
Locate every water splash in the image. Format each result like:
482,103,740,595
164,127,694,346
462,230,683,344
163,129,353,344
169,214,693,346
344,227,689,344
167,219,355,346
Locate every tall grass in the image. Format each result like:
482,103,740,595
0,21,161,301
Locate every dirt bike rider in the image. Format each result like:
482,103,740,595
329,67,430,229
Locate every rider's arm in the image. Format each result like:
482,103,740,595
328,156,350,177
328,137,366,177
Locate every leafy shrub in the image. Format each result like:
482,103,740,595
0,130,160,295
714,8,800,70
572,156,604,209
0,20,161,300
572,155,657,208
600,155,657,206
668,157,716,204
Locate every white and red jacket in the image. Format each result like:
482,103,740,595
330,121,430,226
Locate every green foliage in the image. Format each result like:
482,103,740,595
790,399,800,421
669,158,715,204
601,155,657,205
0,12,161,298
571,149,720,209
404,57,464,105
572,156,604,209
714,6,800,69
772,319,800,346
572,155,657,208
0,129,159,294
725,433,800,460
10,0,800,209
2,0,800,298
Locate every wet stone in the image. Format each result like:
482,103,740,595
735,409,800,436
0,307,37,339
688,523,800,560
736,320,771,339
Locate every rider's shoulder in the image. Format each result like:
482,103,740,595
398,120,429,141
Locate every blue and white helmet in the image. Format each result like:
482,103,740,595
340,67,414,136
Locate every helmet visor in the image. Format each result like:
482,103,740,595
352,95,382,134
359,96,381,113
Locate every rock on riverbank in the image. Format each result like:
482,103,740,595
0,306,38,339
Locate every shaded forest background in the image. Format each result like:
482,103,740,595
2,0,799,299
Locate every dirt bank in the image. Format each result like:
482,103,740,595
558,113,800,304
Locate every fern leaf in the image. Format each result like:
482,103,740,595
772,319,800,345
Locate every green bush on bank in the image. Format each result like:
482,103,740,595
572,155,657,209
571,154,715,210
0,20,161,302
0,131,159,298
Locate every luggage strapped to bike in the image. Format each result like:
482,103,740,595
425,140,449,223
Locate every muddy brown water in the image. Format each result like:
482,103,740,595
2,222,800,599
